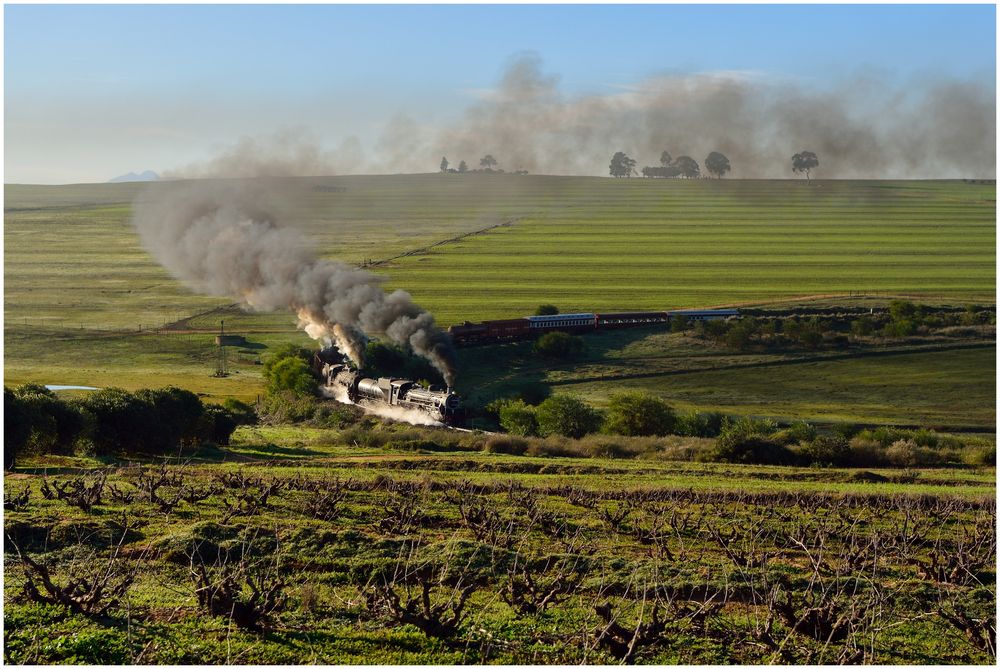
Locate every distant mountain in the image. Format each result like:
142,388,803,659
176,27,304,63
108,170,159,183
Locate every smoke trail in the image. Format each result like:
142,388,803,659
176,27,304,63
382,53,996,179
131,180,457,384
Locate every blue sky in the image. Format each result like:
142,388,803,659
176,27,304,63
5,4,996,183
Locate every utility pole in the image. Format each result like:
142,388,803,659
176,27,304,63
214,320,229,377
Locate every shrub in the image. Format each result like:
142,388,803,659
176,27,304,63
75,388,161,455
846,438,888,468
5,388,30,469
911,428,940,449
800,435,850,466
534,395,602,438
962,442,996,466
602,391,676,437
263,356,317,397
706,416,794,465
200,405,239,445
675,411,726,438
863,426,909,448
223,398,258,426
256,391,319,424
886,439,942,467
310,402,363,429
787,421,818,443
582,439,641,459
524,438,586,458
497,399,539,436
851,316,875,337
705,436,797,466
482,435,528,455
534,304,559,316
136,387,205,450
725,318,759,351
533,332,586,359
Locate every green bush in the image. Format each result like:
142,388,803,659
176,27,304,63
534,395,602,438
5,388,30,469
256,391,320,424
534,304,559,316
135,386,205,451
496,399,539,437
705,436,797,466
675,411,726,438
482,435,529,455
706,416,794,465
222,398,258,426
602,391,676,436
962,441,996,466
533,332,585,359
846,438,888,468
264,355,317,397
200,404,239,445
76,387,161,455
800,435,850,466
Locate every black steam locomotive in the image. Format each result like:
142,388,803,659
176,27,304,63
313,349,461,424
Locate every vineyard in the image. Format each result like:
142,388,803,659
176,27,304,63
4,429,995,664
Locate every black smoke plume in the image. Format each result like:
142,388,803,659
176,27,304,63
131,181,457,385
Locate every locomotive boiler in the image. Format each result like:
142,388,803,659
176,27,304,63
313,350,460,424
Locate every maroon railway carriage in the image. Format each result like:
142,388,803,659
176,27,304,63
448,318,531,344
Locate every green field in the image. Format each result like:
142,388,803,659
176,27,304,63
379,177,996,323
5,175,995,426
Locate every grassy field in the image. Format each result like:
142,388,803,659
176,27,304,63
5,176,995,426
379,177,996,323
4,427,995,664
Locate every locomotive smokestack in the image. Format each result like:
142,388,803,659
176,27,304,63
131,180,458,385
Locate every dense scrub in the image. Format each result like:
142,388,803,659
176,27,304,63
4,455,995,664
4,385,254,468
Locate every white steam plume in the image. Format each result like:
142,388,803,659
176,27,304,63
131,180,457,385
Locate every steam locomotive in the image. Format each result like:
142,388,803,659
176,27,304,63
312,349,461,424
447,308,740,345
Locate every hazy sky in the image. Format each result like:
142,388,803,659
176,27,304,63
5,4,996,184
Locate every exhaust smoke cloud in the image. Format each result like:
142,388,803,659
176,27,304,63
131,181,457,385
411,54,995,179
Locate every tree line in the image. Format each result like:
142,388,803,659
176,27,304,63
610,149,821,179
439,154,528,175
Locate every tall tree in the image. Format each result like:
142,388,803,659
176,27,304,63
457,160,468,173
609,151,637,178
659,150,673,167
673,155,700,178
439,156,449,172
480,154,498,170
704,151,731,178
792,151,819,180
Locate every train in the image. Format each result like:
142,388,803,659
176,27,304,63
312,348,461,424
447,308,740,345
